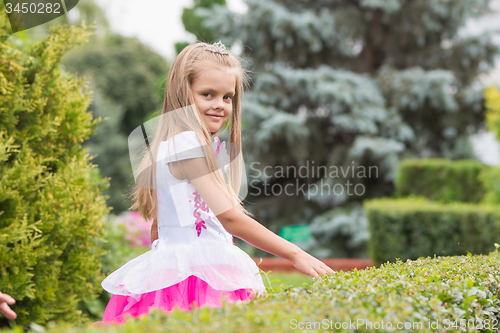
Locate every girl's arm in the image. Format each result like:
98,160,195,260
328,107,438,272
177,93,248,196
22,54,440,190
217,208,334,278
177,157,334,278
151,218,158,243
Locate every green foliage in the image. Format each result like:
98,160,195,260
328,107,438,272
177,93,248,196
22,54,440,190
393,157,500,205
63,34,169,214
174,42,191,56
175,0,227,55
394,158,489,203
0,9,111,329
183,0,226,42
479,166,500,205
21,0,109,45
378,66,480,159
364,197,500,266
3,252,500,332
484,85,500,142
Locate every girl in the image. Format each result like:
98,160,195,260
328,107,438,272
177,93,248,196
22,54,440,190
94,41,334,325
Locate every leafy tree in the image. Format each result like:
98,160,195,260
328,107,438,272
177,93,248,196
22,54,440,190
63,34,169,214
22,0,109,43
0,7,110,328
198,0,500,257
175,0,227,54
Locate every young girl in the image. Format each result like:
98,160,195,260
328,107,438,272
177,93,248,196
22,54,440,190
94,41,334,325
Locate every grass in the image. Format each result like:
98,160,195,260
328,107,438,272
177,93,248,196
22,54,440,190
265,271,312,289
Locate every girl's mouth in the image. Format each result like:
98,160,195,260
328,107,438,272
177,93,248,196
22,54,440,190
207,115,223,121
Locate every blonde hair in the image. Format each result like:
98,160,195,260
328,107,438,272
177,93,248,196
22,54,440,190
127,42,253,221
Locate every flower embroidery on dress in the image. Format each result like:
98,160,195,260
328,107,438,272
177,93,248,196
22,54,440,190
193,190,209,236
187,135,223,237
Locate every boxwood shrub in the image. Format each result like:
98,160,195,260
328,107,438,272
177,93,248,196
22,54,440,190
394,159,488,203
2,250,500,332
364,197,500,266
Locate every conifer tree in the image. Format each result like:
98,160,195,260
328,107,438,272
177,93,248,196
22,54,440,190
199,0,500,257
0,9,109,327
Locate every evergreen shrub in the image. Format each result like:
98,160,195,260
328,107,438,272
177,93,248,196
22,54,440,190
394,159,488,203
364,198,500,266
2,251,500,333
0,9,110,329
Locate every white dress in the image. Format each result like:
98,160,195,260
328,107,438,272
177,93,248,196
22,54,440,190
101,131,266,302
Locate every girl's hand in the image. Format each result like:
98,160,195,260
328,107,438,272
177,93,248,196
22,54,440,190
291,251,335,278
0,292,16,320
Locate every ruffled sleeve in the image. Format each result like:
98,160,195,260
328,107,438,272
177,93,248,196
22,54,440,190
163,131,205,164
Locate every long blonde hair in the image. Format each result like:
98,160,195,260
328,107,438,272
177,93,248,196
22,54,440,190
127,42,252,221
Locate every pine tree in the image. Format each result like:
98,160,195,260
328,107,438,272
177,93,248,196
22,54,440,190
198,0,500,257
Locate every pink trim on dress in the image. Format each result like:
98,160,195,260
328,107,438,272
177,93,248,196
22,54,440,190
93,275,256,326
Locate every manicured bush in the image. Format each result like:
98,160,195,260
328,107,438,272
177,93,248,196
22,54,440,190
479,166,500,205
2,250,500,332
364,197,500,266
394,159,488,203
0,9,111,329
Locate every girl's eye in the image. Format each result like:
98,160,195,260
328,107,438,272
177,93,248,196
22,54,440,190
203,93,212,98
224,95,233,102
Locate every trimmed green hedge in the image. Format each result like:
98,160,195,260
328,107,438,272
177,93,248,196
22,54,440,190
364,197,500,266
2,251,500,332
480,166,500,205
394,159,489,203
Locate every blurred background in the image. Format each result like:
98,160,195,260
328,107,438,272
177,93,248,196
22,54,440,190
3,0,500,325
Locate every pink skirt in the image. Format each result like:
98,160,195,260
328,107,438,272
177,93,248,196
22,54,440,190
93,275,256,326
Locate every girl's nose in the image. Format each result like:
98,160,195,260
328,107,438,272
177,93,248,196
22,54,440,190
213,97,224,109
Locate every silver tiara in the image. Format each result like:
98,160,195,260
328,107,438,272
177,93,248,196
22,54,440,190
203,41,229,55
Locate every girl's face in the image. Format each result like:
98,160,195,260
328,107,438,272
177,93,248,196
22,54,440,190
191,68,236,134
